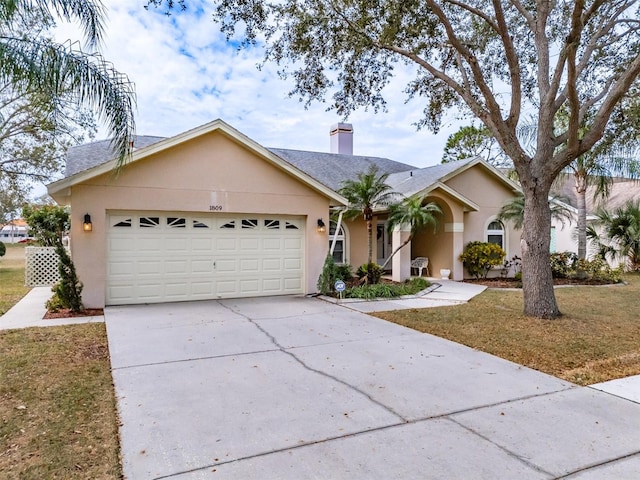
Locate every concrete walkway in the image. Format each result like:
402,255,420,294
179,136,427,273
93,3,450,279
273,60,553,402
0,286,104,330
322,279,487,313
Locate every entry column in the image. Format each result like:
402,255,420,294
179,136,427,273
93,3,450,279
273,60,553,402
391,225,411,282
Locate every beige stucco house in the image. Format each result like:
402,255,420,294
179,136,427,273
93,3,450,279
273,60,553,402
48,119,521,308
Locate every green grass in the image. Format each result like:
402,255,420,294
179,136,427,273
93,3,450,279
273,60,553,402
0,324,121,479
375,273,640,386
0,243,30,315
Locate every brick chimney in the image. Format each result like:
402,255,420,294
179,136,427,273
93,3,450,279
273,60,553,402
330,123,353,155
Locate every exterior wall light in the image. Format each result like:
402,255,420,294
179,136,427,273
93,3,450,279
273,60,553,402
317,218,326,233
83,213,93,232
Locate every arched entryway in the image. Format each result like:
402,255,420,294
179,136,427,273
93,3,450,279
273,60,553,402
411,196,454,277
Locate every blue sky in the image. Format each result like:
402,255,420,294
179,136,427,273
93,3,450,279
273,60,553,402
54,0,465,168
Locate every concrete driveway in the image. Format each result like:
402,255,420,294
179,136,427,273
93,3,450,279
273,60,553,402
105,296,640,479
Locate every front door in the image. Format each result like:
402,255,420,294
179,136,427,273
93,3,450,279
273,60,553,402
376,222,392,265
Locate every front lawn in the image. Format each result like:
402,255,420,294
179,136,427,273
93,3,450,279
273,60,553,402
375,273,640,386
0,324,121,479
0,243,30,315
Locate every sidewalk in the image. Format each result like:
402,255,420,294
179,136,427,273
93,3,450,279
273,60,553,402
0,286,104,330
321,278,487,313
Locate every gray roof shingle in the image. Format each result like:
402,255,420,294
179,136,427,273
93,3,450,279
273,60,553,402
386,158,478,196
65,135,166,177
63,131,485,202
268,148,414,191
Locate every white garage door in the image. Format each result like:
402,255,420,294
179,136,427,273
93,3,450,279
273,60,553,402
106,212,305,305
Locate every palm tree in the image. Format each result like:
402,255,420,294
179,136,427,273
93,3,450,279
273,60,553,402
380,195,442,270
498,194,573,231
339,165,396,267
0,1,135,163
561,151,640,261
588,200,640,271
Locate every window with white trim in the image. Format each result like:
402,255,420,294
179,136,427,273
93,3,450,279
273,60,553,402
329,221,348,264
486,220,505,249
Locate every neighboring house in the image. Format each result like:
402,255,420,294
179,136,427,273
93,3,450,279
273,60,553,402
47,119,521,308
0,219,30,243
550,176,640,263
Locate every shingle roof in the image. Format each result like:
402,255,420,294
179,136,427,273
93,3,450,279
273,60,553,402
65,135,166,177
386,158,478,196
268,148,414,191
62,130,494,202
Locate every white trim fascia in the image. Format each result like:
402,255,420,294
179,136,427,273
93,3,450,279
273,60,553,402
47,119,348,206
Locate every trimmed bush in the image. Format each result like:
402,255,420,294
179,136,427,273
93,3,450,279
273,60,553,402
575,258,624,283
317,255,339,295
459,241,506,279
50,242,83,312
550,251,578,278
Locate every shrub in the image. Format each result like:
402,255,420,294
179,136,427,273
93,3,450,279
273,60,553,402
317,255,340,295
335,263,353,281
50,243,83,312
575,258,624,283
356,262,384,284
459,241,506,279
45,290,66,313
344,277,429,299
550,251,578,278
0,241,5,257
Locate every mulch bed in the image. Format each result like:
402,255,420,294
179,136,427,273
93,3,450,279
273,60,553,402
463,277,616,288
43,308,104,319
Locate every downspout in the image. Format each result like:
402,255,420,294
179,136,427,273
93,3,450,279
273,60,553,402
329,207,346,256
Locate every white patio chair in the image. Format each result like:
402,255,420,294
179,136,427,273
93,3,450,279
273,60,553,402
411,257,430,277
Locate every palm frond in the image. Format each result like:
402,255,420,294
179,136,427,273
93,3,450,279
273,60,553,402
5,0,106,48
0,37,135,163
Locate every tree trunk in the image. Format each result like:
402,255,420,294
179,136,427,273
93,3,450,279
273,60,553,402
367,219,373,265
380,234,412,270
574,173,588,260
521,186,561,318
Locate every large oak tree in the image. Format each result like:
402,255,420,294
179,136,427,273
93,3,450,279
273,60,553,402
150,0,640,318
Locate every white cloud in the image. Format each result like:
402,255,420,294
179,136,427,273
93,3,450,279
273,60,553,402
53,1,465,169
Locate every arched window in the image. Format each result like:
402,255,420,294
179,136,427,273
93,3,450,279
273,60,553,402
329,221,348,264
486,220,505,249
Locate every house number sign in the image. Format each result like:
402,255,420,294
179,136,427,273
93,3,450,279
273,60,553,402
210,191,225,211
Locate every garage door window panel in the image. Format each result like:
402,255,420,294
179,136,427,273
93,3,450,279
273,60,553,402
220,220,236,229
167,217,186,228
140,217,160,228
